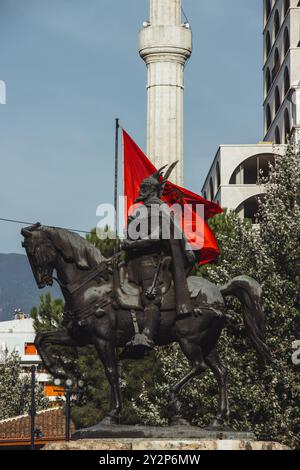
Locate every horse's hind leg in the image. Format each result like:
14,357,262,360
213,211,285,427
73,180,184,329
205,348,229,428
170,339,207,426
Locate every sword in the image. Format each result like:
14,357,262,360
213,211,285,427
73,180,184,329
146,259,163,300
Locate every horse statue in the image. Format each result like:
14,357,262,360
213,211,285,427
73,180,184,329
21,222,271,428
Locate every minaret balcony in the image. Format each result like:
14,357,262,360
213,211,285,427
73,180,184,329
139,25,192,64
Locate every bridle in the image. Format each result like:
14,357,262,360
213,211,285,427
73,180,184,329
49,261,109,296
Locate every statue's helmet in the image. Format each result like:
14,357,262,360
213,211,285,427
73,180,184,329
135,161,178,203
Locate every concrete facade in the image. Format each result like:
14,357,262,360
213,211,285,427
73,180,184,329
263,0,300,143
202,1,299,218
0,317,58,400
139,0,192,185
0,317,38,364
202,143,285,220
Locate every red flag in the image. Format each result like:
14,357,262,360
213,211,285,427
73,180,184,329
123,130,223,265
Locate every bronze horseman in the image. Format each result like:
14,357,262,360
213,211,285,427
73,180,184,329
21,164,272,428
121,162,195,358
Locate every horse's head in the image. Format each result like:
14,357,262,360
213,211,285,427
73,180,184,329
21,223,107,289
21,223,56,288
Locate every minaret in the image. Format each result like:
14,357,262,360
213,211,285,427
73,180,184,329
139,0,192,185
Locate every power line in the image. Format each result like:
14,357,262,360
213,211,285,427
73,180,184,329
0,217,91,235
181,5,190,25
181,5,191,70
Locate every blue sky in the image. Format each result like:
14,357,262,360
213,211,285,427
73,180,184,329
0,0,262,253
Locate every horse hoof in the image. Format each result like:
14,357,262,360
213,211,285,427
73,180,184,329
100,415,119,425
206,418,231,431
170,416,191,427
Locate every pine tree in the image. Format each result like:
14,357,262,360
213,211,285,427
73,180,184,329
31,292,64,332
86,226,120,258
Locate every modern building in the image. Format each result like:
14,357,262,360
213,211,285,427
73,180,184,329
0,314,39,365
0,313,63,400
263,0,300,144
202,0,300,219
202,143,284,221
139,0,192,185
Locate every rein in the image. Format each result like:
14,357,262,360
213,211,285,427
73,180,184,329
51,260,109,295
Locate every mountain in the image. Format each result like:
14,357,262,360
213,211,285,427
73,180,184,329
0,253,61,322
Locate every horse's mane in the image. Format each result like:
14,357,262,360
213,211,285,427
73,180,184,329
42,226,106,269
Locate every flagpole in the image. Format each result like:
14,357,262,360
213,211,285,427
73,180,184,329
114,118,119,259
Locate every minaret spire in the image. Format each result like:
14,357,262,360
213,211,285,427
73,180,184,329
139,0,192,185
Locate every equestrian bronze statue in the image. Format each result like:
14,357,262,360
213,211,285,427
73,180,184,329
21,164,272,428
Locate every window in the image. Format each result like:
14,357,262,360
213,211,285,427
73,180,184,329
266,31,271,57
209,177,214,201
284,27,290,55
229,154,275,185
275,126,281,144
266,104,272,130
284,67,290,95
273,48,280,80
259,154,275,179
24,343,37,355
265,0,271,20
243,197,260,223
284,109,291,143
274,10,280,38
266,68,271,93
275,86,281,113
216,162,221,189
236,195,265,224
284,0,290,16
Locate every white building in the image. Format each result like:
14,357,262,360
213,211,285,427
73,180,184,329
0,315,61,400
263,0,300,143
202,143,285,221
0,316,39,365
139,0,192,185
202,0,300,218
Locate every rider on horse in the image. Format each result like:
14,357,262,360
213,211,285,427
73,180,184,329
121,162,196,357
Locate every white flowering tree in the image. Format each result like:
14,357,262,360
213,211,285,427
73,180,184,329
0,353,48,420
132,144,300,449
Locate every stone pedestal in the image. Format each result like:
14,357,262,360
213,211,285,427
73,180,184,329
42,425,290,450
43,439,289,451
71,424,255,441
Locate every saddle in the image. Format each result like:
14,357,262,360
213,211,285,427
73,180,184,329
114,257,201,312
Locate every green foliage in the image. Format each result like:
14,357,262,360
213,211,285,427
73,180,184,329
31,292,64,332
130,145,300,449
30,160,300,449
86,226,120,259
0,352,48,420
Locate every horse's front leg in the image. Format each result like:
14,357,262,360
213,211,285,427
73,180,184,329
35,330,77,380
94,338,122,425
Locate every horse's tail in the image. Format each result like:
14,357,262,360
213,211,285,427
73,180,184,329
220,275,273,363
